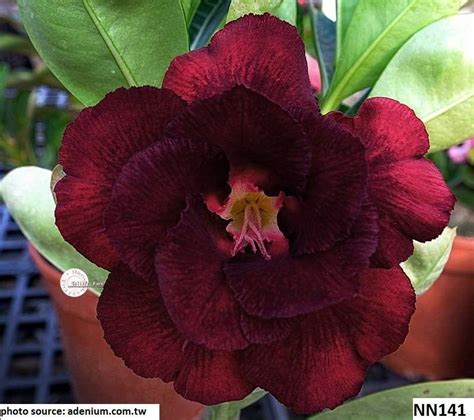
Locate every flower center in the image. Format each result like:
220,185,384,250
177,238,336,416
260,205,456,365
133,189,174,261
211,181,285,259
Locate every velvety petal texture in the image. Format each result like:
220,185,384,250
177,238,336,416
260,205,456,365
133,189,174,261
278,117,368,254
104,138,229,279
241,268,415,414
97,264,254,404
225,200,378,318
165,86,311,194
156,195,247,351
163,13,318,127
54,14,451,416
55,87,186,269
329,98,455,267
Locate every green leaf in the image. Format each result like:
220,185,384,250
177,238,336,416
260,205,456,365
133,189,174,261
0,167,108,294
321,0,463,113
309,7,336,96
370,14,474,153
310,379,474,419
181,0,201,24
227,0,297,25
17,0,189,106
401,227,456,295
0,64,7,121
204,389,267,420
335,0,359,61
189,0,231,50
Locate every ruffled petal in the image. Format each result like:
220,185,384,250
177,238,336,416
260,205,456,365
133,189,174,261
240,267,415,414
97,264,253,405
165,86,311,194
225,200,378,319
328,98,428,163
340,267,415,363
104,138,229,280
369,160,454,266
163,14,317,127
97,264,184,380
278,116,368,254
173,347,253,405
156,195,248,351
329,98,454,267
55,87,186,269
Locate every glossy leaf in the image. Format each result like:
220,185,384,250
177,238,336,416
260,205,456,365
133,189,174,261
310,380,474,419
227,0,297,24
189,0,231,50
320,0,463,113
0,167,108,294
335,0,359,60
371,14,474,152
181,0,201,24
401,227,456,295
309,7,336,95
205,389,267,420
17,0,188,106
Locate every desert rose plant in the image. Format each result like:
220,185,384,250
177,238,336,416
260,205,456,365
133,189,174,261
1,0,473,418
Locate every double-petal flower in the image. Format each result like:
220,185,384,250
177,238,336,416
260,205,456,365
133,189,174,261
55,14,454,414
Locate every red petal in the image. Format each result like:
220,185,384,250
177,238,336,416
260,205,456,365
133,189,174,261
225,200,378,319
156,195,248,351
241,267,415,414
329,98,429,162
329,98,454,267
56,87,186,269
173,347,253,406
278,116,368,254
370,159,454,266
163,14,317,127
165,86,311,194
97,264,184,381
104,138,229,280
97,264,253,404
342,267,415,363
240,313,296,345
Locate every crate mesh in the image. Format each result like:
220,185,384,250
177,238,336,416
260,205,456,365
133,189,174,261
0,204,72,403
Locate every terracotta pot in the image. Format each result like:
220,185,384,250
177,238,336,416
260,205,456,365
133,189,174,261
383,236,474,379
28,244,203,420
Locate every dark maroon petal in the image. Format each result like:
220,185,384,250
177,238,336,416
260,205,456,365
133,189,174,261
242,308,367,414
97,264,253,404
165,86,311,194
341,267,415,363
173,347,254,405
329,98,455,267
240,312,296,345
240,267,415,414
104,138,229,280
55,87,186,269
370,159,454,267
329,98,429,163
278,116,368,254
163,14,317,128
370,215,415,267
97,264,184,380
156,195,248,351
225,200,378,319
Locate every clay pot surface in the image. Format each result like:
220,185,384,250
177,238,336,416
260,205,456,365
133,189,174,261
28,244,203,420
383,236,474,379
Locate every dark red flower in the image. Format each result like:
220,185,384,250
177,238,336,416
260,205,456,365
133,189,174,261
55,14,454,414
